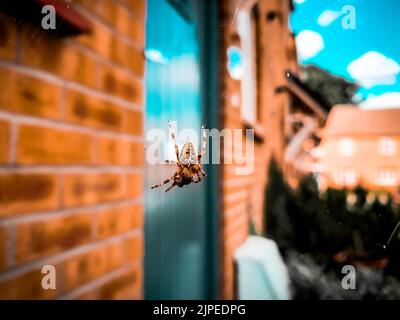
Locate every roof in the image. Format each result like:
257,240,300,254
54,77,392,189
323,105,400,136
284,71,328,122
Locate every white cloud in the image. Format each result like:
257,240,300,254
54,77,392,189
360,92,400,109
293,0,306,4
317,10,341,27
145,49,168,65
295,30,324,61
347,51,400,88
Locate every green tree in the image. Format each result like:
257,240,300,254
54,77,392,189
264,159,297,254
300,65,360,109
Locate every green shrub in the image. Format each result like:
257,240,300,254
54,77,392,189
264,160,400,279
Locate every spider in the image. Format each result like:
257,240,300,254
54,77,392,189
150,121,207,192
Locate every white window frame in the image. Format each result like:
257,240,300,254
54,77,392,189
237,0,259,125
337,138,355,157
335,169,358,186
378,137,397,156
377,169,398,187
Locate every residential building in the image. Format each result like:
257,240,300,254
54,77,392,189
0,0,316,300
316,106,400,198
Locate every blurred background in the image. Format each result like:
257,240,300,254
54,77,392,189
0,0,399,300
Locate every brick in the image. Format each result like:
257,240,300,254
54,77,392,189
100,1,145,50
65,90,125,132
129,18,145,48
76,290,97,300
223,196,247,212
110,37,144,76
16,124,93,165
61,48,98,88
97,266,141,299
124,233,143,263
131,290,143,299
72,0,100,13
101,2,128,33
126,173,143,199
63,242,123,291
0,265,61,299
0,13,16,60
120,0,146,19
127,204,143,229
63,173,125,207
0,119,10,163
97,137,143,166
100,281,137,299
96,204,143,239
19,26,97,87
0,67,61,119
223,211,247,235
98,64,143,104
15,213,93,264
0,226,7,272
125,109,143,136
76,19,112,59
0,173,59,216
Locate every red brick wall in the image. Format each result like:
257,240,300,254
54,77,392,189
219,0,296,299
0,0,145,299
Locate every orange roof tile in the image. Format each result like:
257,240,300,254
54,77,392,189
323,105,400,136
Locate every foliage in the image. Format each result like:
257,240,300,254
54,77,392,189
286,251,400,300
249,218,259,236
264,160,400,299
300,65,360,108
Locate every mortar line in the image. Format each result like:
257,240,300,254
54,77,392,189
74,4,144,51
0,60,143,110
0,230,142,282
0,197,143,225
59,261,141,300
0,109,143,142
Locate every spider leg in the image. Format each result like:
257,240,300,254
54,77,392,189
162,160,177,164
168,121,180,162
200,166,207,177
165,182,177,192
194,173,202,183
198,125,207,163
150,173,175,189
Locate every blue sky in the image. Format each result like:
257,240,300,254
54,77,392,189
290,0,400,108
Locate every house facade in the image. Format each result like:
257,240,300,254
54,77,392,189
317,106,400,198
0,0,304,300
218,0,300,298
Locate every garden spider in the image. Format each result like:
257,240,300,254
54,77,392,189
150,122,207,192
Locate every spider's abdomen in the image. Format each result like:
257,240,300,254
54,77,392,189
179,142,197,165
